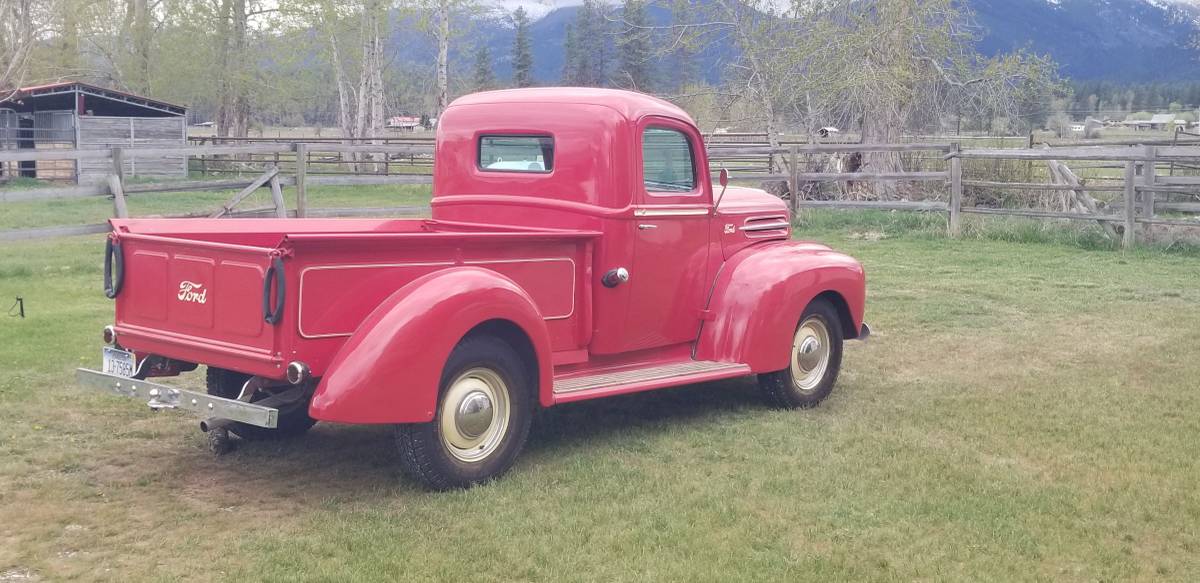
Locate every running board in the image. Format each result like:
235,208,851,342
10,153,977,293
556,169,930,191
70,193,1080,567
552,360,752,402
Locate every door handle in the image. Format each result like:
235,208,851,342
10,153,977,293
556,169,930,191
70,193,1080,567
638,224,658,230
602,267,630,288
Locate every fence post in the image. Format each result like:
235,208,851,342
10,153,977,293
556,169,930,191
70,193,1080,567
268,173,287,218
1123,160,1136,250
949,142,962,238
788,145,799,215
109,147,129,219
1141,145,1156,242
294,143,308,218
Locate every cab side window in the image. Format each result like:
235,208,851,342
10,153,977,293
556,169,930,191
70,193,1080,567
642,127,695,193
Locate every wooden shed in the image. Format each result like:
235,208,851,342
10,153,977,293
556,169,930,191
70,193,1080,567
0,82,187,183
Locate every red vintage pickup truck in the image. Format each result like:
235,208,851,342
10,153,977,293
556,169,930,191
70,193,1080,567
78,88,868,490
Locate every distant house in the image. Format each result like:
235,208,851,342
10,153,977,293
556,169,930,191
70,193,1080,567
1149,114,1178,131
0,82,187,182
386,115,421,132
1119,114,1177,131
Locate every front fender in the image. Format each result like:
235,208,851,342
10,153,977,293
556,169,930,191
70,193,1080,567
695,241,865,373
309,267,553,424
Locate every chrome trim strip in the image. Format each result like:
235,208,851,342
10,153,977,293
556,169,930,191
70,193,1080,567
75,368,279,428
740,221,790,232
633,207,711,217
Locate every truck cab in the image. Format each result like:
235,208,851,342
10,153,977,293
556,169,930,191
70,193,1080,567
79,88,868,490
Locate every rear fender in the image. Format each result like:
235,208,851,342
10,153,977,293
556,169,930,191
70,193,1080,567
695,241,866,373
309,267,553,424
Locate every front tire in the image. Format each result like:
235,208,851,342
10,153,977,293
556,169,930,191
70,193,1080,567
394,335,534,491
757,299,844,409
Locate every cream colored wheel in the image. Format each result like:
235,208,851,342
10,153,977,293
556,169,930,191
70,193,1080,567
438,367,511,463
790,315,832,394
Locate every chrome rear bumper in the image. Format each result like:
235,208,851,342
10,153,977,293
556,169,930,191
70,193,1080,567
858,323,872,341
75,368,279,428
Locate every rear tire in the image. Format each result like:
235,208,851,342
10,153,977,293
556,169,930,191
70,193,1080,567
394,335,534,491
757,299,844,409
205,367,317,441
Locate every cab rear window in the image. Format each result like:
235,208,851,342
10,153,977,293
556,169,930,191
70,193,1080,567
479,135,554,173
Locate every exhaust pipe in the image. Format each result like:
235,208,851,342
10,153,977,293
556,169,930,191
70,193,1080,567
200,417,235,433
286,361,310,385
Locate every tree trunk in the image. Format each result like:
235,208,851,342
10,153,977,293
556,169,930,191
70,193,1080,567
129,0,151,93
354,5,383,170
858,0,913,199
328,31,354,143
436,0,449,115
215,0,249,138
860,110,904,199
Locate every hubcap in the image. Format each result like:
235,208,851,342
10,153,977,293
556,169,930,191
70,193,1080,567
455,391,493,438
790,316,831,393
439,368,511,463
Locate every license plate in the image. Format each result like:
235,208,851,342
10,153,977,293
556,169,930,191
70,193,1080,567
102,347,137,378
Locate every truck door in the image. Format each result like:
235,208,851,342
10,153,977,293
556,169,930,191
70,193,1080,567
621,120,712,352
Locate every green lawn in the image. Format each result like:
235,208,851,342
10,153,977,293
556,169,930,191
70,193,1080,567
1,212,1198,581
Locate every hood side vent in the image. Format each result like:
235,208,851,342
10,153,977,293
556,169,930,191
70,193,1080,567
741,215,790,239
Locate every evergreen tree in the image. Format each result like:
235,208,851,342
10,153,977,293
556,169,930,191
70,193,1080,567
562,22,580,84
573,0,609,87
617,0,652,91
511,7,534,88
574,2,597,86
473,44,495,91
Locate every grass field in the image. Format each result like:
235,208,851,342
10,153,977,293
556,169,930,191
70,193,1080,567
1,210,1199,582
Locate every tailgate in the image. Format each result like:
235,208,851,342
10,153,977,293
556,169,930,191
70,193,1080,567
110,231,289,377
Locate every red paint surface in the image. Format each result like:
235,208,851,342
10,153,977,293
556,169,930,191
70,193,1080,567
107,88,866,424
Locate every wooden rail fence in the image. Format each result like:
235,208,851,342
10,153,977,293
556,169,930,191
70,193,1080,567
0,142,434,241
3,141,1198,248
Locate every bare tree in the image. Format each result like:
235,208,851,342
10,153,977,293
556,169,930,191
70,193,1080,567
354,0,385,140
667,0,1058,198
125,0,153,92
435,0,448,113
214,0,251,137
0,0,41,98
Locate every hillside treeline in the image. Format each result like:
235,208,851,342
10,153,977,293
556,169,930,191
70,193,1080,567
3,0,1075,147
1068,81,1200,120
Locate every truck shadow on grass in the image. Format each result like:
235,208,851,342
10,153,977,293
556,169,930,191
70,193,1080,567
168,377,767,501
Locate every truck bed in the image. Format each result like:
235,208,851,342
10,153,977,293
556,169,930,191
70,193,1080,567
109,218,598,379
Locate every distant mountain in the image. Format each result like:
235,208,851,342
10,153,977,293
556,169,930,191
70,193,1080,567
393,0,1200,85
971,0,1200,81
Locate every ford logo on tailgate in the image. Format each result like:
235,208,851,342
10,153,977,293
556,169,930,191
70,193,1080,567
177,281,208,304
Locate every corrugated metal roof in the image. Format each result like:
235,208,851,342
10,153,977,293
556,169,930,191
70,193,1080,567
0,82,185,116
